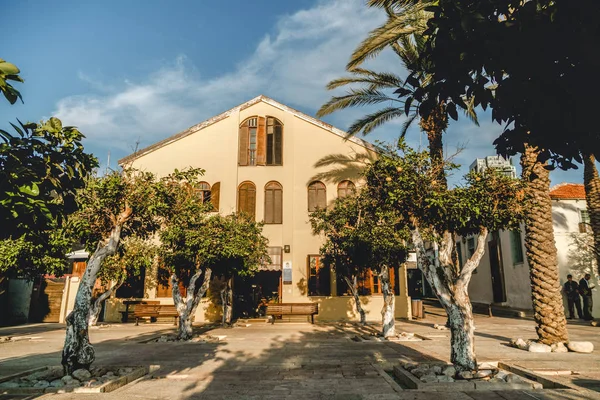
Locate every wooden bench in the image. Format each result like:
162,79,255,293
266,303,319,324
133,304,179,326
120,301,160,322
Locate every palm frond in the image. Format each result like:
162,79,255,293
462,96,479,126
326,69,404,90
399,112,419,138
346,107,405,137
317,89,401,118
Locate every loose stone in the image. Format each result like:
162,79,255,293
510,337,529,350
50,379,65,388
436,375,454,382
495,370,509,381
506,374,524,383
442,366,456,377
431,365,443,375
528,342,552,353
33,380,50,388
0,382,20,389
73,369,92,381
551,342,569,353
566,341,594,353
458,371,474,380
412,368,429,378
420,374,438,383
474,369,493,378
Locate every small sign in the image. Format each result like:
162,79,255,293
283,261,292,284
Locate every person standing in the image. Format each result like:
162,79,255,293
579,273,595,321
563,274,582,319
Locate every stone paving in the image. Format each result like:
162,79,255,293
0,305,599,399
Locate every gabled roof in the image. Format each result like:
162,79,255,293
549,183,586,200
118,95,375,165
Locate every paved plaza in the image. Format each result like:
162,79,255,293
1,305,599,399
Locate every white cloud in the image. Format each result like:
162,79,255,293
52,0,582,184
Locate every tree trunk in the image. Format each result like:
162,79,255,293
419,104,448,190
62,226,124,374
88,280,122,327
380,265,396,337
343,275,366,324
172,268,212,340
583,152,600,276
221,278,233,327
411,227,487,371
521,145,568,344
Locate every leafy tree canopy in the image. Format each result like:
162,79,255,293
367,0,600,168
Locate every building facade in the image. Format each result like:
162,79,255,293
98,95,412,323
466,183,599,319
469,155,517,178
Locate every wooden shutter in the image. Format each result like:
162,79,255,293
317,186,327,209
256,116,266,166
211,182,220,211
238,124,249,166
238,185,248,214
274,186,282,223
265,188,274,223
308,186,316,211
274,124,282,165
248,186,256,220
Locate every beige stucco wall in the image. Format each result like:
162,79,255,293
102,98,411,323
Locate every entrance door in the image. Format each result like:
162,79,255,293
233,271,281,319
488,235,507,303
29,277,66,322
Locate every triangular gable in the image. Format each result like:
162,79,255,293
118,95,375,165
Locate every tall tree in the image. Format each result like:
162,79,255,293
583,153,600,276
88,236,156,326
62,169,167,374
365,142,526,370
311,193,409,331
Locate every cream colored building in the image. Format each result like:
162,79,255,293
95,95,411,323
466,183,599,319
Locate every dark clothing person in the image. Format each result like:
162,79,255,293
579,277,594,320
563,280,582,319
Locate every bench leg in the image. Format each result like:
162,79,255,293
174,316,178,326
135,317,139,326
311,314,314,324
271,315,275,325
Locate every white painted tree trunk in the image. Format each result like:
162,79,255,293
411,227,487,372
172,268,212,340
343,275,366,324
88,280,122,327
62,226,124,374
380,265,396,337
220,278,233,326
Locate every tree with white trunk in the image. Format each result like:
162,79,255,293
61,169,170,374
310,191,409,336
88,236,156,326
364,142,526,371
158,171,269,337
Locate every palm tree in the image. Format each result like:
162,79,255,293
583,153,600,276
521,145,568,344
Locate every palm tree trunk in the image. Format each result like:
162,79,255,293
583,152,600,276
521,145,568,344
419,104,448,189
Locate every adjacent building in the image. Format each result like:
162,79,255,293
469,155,517,178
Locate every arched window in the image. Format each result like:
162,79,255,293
337,180,356,198
238,182,256,219
266,117,283,166
197,182,211,204
308,181,327,212
211,182,220,211
238,116,283,166
264,181,283,224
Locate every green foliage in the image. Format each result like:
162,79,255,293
158,169,269,286
99,236,156,286
0,58,23,104
0,226,71,278
364,140,527,236
0,118,98,240
371,0,600,168
310,190,409,278
68,168,169,250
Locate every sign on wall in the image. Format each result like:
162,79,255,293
283,261,292,284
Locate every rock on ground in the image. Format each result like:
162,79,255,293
72,369,92,381
551,342,569,353
567,341,594,353
442,365,456,377
510,337,529,350
528,342,552,353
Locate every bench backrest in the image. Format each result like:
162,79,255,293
134,304,162,314
266,303,318,314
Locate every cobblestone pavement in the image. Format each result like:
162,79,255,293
0,305,599,399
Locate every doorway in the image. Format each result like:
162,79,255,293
488,233,507,303
233,271,281,319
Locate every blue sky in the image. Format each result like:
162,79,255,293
1,0,583,186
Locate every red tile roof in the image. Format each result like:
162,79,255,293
549,183,586,200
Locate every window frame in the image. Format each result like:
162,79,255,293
264,181,283,224
308,181,327,212
337,180,356,198
237,181,257,220
196,181,212,204
510,230,524,265
266,116,283,166
307,254,330,296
